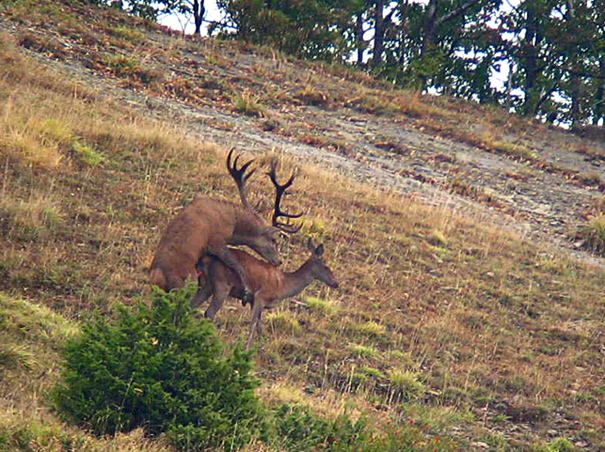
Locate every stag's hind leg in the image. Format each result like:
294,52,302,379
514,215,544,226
191,257,213,310
191,284,212,311
204,281,230,320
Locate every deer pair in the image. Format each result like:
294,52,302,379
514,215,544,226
150,149,338,348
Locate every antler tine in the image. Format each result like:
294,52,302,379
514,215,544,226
267,159,303,233
227,148,256,210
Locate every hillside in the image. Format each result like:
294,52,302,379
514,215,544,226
1,0,604,451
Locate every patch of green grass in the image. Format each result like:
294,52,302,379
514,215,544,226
112,26,144,42
575,215,605,256
232,91,265,117
105,54,139,75
535,437,577,452
39,118,73,144
300,217,326,237
0,195,64,241
72,140,103,166
491,140,537,160
0,294,79,343
0,344,38,371
537,255,574,276
359,366,385,379
387,369,425,401
104,54,162,86
348,343,380,358
428,230,448,248
305,296,339,316
267,311,302,334
355,320,386,338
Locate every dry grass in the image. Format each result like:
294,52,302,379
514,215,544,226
0,4,604,451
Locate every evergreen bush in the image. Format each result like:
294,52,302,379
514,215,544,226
52,285,264,451
272,404,368,451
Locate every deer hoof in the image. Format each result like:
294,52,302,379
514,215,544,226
242,289,254,305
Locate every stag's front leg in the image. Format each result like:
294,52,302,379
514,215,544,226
207,244,254,305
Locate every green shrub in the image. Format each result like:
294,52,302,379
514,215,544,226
269,404,459,452
72,141,103,166
52,285,264,451
575,215,605,256
546,438,576,452
271,404,368,452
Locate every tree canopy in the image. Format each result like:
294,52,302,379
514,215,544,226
105,0,605,127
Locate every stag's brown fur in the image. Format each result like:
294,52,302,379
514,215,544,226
151,150,301,302
150,197,279,292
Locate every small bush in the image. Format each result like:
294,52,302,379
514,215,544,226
112,26,144,42
428,231,448,248
52,285,265,451
575,215,605,256
355,321,386,338
348,343,379,358
269,404,459,451
388,370,425,402
0,344,38,371
233,91,265,117
266,311,301,334
546,438,576,452
105,54,139,76
72,140,103,166
271,404,368,452
295,87,331,108
305,296,338,316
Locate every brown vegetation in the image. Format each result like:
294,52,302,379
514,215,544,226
1,1,604,450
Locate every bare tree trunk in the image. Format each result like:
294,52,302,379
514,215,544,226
521,7,540,116
192,0,205,36
355,12,365,67
566,0,581,127
420,0,439,59
397,0,410,66
372,0,385,68
593,58,605,125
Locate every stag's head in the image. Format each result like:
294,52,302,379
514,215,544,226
227,149,303,266
306,238,339,289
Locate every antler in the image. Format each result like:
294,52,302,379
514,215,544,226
267,159,303,233
227,148,256,211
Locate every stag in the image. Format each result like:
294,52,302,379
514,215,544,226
193,238,339,349
150,149,302,304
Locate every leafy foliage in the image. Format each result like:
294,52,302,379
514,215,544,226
270,404,459,451
52,285,265,451
272,404,368,451
215,0,360,60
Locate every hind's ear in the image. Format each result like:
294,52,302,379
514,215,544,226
307,237,316,252
315,244,324,257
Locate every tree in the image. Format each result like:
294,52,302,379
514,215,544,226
99,0,206,34
215,0,361,61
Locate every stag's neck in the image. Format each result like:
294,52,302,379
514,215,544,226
231,208,261,242
279,260,315,301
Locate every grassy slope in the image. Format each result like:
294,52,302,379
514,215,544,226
1,1,604,451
